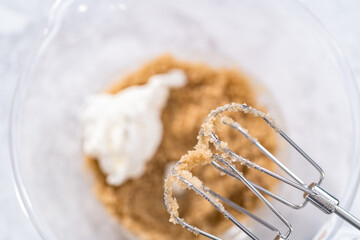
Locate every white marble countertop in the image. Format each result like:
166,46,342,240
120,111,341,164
1,0,359,239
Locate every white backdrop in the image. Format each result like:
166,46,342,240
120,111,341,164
0,0,359,239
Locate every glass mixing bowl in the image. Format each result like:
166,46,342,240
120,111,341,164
10,0,360,239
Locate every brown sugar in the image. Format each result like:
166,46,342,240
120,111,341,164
164,103,279,236
85,55,278,239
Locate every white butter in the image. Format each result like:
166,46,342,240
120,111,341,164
82,70,187,186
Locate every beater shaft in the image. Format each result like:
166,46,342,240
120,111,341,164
306,184,360,229
335,205,360,229
164,103,360,239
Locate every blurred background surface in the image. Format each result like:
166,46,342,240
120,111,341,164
0,0,360,239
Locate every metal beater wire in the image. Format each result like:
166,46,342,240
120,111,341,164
164,103,360,239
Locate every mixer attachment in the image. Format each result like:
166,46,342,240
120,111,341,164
164,103,360,240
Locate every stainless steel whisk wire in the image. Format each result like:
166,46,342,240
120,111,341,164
165,103,360,240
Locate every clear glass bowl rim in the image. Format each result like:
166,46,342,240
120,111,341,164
9,0,360,239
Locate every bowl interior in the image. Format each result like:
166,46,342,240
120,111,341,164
13,0,357,239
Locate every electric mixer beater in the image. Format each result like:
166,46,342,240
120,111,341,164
164,103,360,240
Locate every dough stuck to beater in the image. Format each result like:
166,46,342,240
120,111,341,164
164,103,278,234
85,55,278,240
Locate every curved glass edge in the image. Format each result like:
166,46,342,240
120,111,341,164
8,0,360,239
290,1,360,239
9,0,74,239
